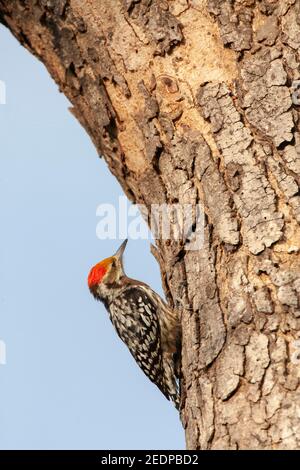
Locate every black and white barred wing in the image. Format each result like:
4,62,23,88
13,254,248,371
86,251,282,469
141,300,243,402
109,286,170,400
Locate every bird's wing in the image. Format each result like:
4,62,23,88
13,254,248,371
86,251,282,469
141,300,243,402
109,286,170,400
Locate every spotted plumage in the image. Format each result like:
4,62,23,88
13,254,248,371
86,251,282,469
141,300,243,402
88,240,181,409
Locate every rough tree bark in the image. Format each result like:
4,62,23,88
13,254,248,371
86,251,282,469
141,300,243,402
1,0,300,450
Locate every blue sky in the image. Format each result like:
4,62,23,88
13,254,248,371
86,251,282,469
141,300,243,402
0,26,184,450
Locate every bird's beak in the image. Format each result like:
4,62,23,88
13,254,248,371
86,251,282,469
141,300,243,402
114,239,128,260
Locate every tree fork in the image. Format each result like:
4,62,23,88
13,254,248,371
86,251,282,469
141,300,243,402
1,0,300,449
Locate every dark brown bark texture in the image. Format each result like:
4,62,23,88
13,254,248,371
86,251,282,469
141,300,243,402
1,0,300,449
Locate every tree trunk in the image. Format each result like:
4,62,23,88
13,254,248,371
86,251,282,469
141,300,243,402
1,0,300,450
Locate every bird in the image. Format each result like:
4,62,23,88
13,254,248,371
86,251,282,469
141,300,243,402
87,239,181,409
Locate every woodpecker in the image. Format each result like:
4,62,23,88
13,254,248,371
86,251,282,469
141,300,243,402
88,240,181,409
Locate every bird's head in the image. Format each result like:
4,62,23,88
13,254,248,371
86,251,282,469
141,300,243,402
88,239,128,292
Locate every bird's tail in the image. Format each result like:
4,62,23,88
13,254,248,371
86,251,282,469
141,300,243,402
163,356,181,411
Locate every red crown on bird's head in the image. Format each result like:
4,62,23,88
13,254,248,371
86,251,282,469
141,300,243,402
88,257,113,288
87,239,128,289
